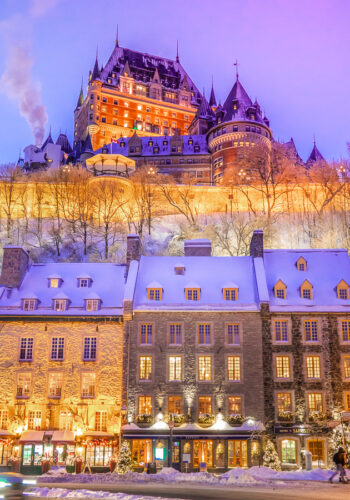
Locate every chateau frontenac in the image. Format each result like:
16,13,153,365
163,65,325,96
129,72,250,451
22,38,325,183
0,232,350,473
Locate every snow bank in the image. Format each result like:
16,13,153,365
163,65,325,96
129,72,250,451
33,487,172,499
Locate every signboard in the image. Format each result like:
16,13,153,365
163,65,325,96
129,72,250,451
274,426,309,435
155,448,165,460
182,453,191,463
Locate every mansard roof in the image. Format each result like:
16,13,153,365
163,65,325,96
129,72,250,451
220,77,267,126
99,45,201,102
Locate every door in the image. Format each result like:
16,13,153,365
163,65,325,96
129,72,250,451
193,440,213,468
215,442,225,468
228,440,248,467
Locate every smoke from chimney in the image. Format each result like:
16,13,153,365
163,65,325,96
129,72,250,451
0,0,62,146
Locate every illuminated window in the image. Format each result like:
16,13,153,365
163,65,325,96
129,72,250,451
337,280,349,299
28,411,41,431
308,440,324,463
281,440,296,464
227,356,241,381
124,102,129,107
169,324,182,345
95,411,107,432
198,323,211,345
83,337,97,361
277,393,292,417
223,288,238,301
53,299,67,312
139,356,152,381
168,396,182,414
198,396,212,414
274,320,288,342
19,338,33,361
0,410,8,430
307,393,323,414
17,373,31,397
344,392,350,411
297,257,307,271
186,288,200,301
274,280,286,299
344,356,350,379
81,373,96,398
49,278,60,288
140,324,153,345
306,356,321,378
138,396,152,415
341,320,350,342
51,337,64,360
48,372,63,398
275,356,290,379
22,299,37,311
169,356,182,381
137,105,142,111
300,280,313,300
198,356,212,381
304,320,318,342
227,323,240,345
228,396,242,415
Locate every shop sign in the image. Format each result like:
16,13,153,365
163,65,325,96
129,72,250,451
274,426,309,435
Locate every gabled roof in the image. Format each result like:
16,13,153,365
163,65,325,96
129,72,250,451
41,131,54,150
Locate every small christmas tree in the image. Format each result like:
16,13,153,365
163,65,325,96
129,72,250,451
115,440,132,474
263,439,281,471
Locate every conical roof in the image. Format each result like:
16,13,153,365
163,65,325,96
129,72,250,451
194,95,215,120
91,55,100,81
306,142,325,165
220,77,266,126
209,83,217,107
82,133,93,153
76,85,84,109
41,131,54,150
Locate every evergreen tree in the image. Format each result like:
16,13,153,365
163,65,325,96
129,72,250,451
115,440,132,474
263,439,281,471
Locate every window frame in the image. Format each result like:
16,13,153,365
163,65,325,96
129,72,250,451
306,391,324,416
139,323,154,346
274,280,286,299
81,372,96,399
22,299,37,311
198,395,212,415
168,323,183,346
303,319,320,344
275,390,294,422
300,280,313,300
274,353,292,381
272,318,290,344
168,395,182,415
296,257,307,271
223,288,238,301
304,354,322,380
227,395,243,416
95,410,107,432
168,355,183,382
197,355,213,382
48,372,63,398
51,337,65,361
138,395,152,416
82,337,97,361
16,373,31,398
342,354,350,381
185,288,200,301
86,299,100,312
226,355,242,382
226,322,241,346
53,299,68,312
197,322,212,346
138,355,153,382
19,337,34,362
337,280,349,300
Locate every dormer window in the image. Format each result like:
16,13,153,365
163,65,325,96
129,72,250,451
185,286,200,301
274,280,286,299
148,140,153,147
86,299,100,312
337,280,349,299
78,277,92,288
53,299,67,312
297,257,307,271
194,145,200,152
22,299,37,311
300,280,313,300
174,264,185,275
148,288,162,301
48,277,62,288
188,139,193,145
120,142,125,148
163,140,168,146
223,288,238,301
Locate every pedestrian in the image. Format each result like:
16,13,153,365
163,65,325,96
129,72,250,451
329,447,348,483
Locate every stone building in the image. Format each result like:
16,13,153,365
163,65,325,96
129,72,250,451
0,247,125,473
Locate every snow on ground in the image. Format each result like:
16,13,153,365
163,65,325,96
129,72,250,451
39,465,349,487
32,487,174,500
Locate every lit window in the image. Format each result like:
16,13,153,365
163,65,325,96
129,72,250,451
139,356,152,381
86,299,99,312
274,320,288,342
277,393,292,418
140,324,153,345
53,299,67,312
60,412,73,431
344,356,350,379
0,410,8,430
137,105,142,111
198,324,211,345
169,324,182,345
19,338,33,361
227,324,240,345
186,288,200,301
344,392,350,411
300,280,313,300
304,320,318,342
148,288,162,300
48,372,63,398
22,299,36,311
124,102,129,107
228,396,242,415
306,356,321,378
28,411,41,431
198,396,212,414
138,396,152,415
337,280,349,299
81,373,96,398
341,320,350,342
169,356,182,381
49,278,60,288
297,257,307,271
281,440,296,464
198,356,212,381
308,440,324,463
274,280,286,299
275,356,290,379
124,111,128,117
17,373,31,397
95,411,107,432
223,288,238,301
227,356,241,381
51,337,64,360
83,337,97,361
307,393,323,414
168,396,182,414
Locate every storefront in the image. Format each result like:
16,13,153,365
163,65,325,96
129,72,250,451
20,431,47,475
0,431,14,471
80,432,117,472
51,431,76,466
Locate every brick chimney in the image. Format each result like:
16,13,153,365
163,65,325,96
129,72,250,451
250,230,264,258
126,234,141,272
0,246,30,289
184,239,211,257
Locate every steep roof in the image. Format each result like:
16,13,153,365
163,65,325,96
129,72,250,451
76,84,84,109
194,95,215,120
41,131,54,150
306,142,325,166
220,77,267,126
209,83,217,107
91,55,100,82
56,133,72,154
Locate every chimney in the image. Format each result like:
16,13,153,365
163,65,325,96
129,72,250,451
0,246,30,289
250,230,264,258
184,239,211,257
126,234,141,272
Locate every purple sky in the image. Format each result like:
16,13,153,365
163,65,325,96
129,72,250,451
0,0,349,164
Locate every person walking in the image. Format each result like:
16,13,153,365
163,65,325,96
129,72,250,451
329,447,348,483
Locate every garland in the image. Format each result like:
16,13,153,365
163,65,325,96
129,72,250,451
81,439,118,447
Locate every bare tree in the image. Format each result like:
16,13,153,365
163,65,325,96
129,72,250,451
0,165,22,239
157,174,199,227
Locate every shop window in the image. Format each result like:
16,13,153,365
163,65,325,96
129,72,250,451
169,324,182,345
198,356,212,381
198,323,211,345
228,396,242,415
274,280,286,299
169,356,182,381
193,440,213,467
81,373,96,398
132,440,152,467
51,337,64,360
306,356,321,379
19,338,33,361
337,280,349,299
275,356,290,379
277,393,292,420
223,288,238,301
227,323,240,345
28,411,41,430
0,442,10,466
139,356,152,381
308,440,324,464
168,396,182,415
0,410,8,430
228,440,247,467
304,320,318,342
95,411,107,432
17,373,31,397
138,396,152,415
86,444,113,466
140,324,153,345
22,444,43,466
185,288,200,301
48,372,63,398
83,337,97,361
274,320,288,342
281,439,296,464
227,356,241,381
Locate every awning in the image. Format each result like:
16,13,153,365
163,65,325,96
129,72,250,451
51,431,75,444
19,431,44,443
0,430,13,437
83,431,114,438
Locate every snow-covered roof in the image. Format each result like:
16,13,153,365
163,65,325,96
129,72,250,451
133,256,260,311
264,249,350,312
0,263,126,316
146,281,162,289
